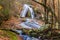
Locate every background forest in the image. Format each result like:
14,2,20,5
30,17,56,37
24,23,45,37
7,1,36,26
0,0,60,40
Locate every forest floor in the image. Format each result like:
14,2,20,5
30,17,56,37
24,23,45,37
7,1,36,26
0,15,45,40
0,16,23,40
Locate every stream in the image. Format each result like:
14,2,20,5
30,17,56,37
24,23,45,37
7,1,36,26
15,30,40,40
16,4,41,40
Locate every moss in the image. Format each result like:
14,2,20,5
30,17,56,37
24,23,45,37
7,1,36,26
0,30,18,40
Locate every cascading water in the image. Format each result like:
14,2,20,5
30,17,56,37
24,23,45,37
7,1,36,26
20,4,35,19
20,4,41,29
15,4,41,40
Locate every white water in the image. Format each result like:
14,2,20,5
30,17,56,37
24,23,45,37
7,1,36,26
18,4,41,40
20,4,35,19
20,4,41,29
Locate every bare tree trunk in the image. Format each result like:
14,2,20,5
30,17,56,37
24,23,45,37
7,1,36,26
58,0,60,29
43,0,48,24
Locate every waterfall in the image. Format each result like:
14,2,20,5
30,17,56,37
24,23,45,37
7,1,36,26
20,4,35,19
18,4,41,40
20,4,41,29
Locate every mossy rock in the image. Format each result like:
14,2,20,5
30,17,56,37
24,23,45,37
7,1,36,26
0,30,18,40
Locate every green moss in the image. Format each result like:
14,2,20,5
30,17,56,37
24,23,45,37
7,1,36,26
0,30,18,40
